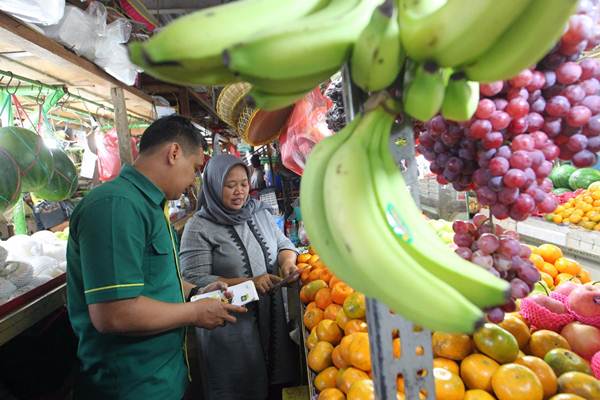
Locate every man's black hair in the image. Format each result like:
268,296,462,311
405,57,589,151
250,154,262,168
139,115,208,154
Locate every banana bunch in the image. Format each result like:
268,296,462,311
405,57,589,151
398,0,578,82
300,96,510,333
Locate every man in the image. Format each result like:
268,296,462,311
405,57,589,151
250,153,266,190
66,115,246,400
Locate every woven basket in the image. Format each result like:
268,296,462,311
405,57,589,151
216,82,252,128
238,106,294,146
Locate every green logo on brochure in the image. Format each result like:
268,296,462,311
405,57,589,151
386,204,413,243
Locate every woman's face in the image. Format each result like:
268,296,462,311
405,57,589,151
222,165,250,210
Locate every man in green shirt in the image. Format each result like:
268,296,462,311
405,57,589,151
67,115,246,400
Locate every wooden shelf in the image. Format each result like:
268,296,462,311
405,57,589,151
0,11,153,120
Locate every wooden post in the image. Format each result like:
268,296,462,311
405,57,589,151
110,87,133,165
179,88,191,117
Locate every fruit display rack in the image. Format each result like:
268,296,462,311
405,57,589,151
418,177,469,221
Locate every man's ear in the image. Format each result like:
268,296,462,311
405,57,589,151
167,142,182,165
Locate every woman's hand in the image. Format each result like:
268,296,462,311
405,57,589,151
199,281,228,294
252,273,282,295
280,262,299,283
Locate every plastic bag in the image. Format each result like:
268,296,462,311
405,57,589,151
43,5,97,59
279,88,333,176
0,0,65,25
95,129,139,182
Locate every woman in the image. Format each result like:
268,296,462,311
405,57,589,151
180,154,299,400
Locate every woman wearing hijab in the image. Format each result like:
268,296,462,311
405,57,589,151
179,154,299,400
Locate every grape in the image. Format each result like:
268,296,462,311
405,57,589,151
582,78,600,96
527,112,545,131
562,14,594,45
509,69,533,88
572,149,597,167
476,187,497,206
472,213,489,227
477,233,500,254
511,278,530,299
429,115,447,133
498,237,521,257
452,220,469,234
524,168,536,186
446,157,464,173
453,232,473,248
509,150,532,169
498,187,519,205
508,117,528,135
538,195,558,213
491,203,510,219
511,134,535,151
535,160,553,178
480,81,504,97
441,131,460,146
483,131,504,149
542,117,562,137
489,157,510,176
519,245,532,259
436,175,449,185
529,150,545,168
419,132,436,147
502,301,517,313
504,169,527,188
488,176,504,192
566,133,589,152
517,264,541,286
473,168,492,186
433,141,448,153
469,119,492,139
581,58,600,80
527,71,547,91
543,70,557,88
513,193,536,214
581,95,600,114
493,254,512,272
475,99,496,119
557,62,583,84
562,84,586,104
494,98,508,111
559,40,588,56
496,145,512,159
490,111,511,130
566,105,592,127
486,308,505,323
546,95,571,117
455,247,472,260
436,153,450,166
507,87,529,101
539,178,554,193
530,97,547,114
506,97,530,118
530,131,549,148
472,253,494,269
587,135,600,152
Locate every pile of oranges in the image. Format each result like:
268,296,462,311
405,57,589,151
545,188,600,231
297,248,600,400
528,243,592,289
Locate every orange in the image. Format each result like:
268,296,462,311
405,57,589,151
304,308,324,330
306,301,319,311
432,332,473,361
337,367,369,394
308,341,334,373
393,338,401,359
349,332,371,372
344,319,368,335
555,273,581,286
530,254,545,270
310,268,326,282
324,304,343,321
577,268,591,284
307,327,319,350
336,307,351,331
318,388,345,400
297,262,311,271
320,269,333,284
433,368,465,400
304,280,329,301
460,353,499,392
316,319,343,345
319,388,345,400
316,288,333,310
434,358,459,376
297,253,312,263
300,286,311,303
538,244,563,264
529,245,542,255
308,254,321,266
555,257,581,275
329,276,342,289
491,363,544,400
343,292,366,319
332,345,349,369
515,355,558,398
463,389,495,400
301,268,313,284
347,379,375,400
315,366,339,391
331,283,354,305
540,262,559,278
340,334,357,365
540,272,555,289
498,314,531,350
527,330,571,358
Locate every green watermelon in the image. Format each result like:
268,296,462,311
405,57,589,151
0,127,53,192
550,164,577,189
568,168,600,190
34,148,78,201
0,148,21,212
552,188,571,195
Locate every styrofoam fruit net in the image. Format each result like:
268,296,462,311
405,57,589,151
566,299,600,329
520,297,575,332
592,351,600,379
0,277,16,298
550,291,569,305
2,261,33,288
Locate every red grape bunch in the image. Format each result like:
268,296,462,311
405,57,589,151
452,213,540,323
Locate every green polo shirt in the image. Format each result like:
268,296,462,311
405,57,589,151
66,164,188,400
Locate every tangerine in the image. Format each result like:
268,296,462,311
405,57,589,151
308,341,334,373
332,345,349,369
316,319,343,345
491,363,543,400
347,379,375,400
555,258,581,275
331,283,354,305
336,307,351,330
460,353,499,392
432,332,473,361
540,262,559,278
349,332,371,372
576,268,591,283
463,389,495,400
310,268,326,282
343,292,366,319
308,254,321,266
304,308,324,330
307,327,319,350
306,301,319,311
324,304,343,321
337,367,369,394
433,368,465,400
344,319,368,335
538,244,563,264
498,314,531,350
530,254,545,270
434,358,460,376
318,388,345,400
297,253,312,263
315,366,339,391
515,355,558,398
340,334,357,365
316,287,333,309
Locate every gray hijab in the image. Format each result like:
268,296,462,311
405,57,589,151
197,154,269,225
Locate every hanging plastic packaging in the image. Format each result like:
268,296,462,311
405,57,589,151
0,0,65,25
95,129,139,182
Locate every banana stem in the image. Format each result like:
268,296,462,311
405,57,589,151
488,209,495,235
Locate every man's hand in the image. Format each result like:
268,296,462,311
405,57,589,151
199,281,228,294
280,262,299,283
191,298,246,329
252,273,282,295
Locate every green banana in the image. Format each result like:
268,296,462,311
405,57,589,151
224,0,382,79
128,42,239,86
431,0,532,67
399,0,497,63
465,0,578,82
323,103,484,333
134,0,328,69
441,73,480,122
248,88,309,111
368,112,510,309
350,0,404,92
402,63,447,122
240,68,339,95
299,117,383,299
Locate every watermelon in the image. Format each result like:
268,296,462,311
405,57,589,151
0,127,53,192
33,148,78,201
0,148,21,212
552,188,571,195
550,164,577,189
568,168,600,190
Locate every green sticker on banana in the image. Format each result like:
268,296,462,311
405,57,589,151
385,204,413,243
